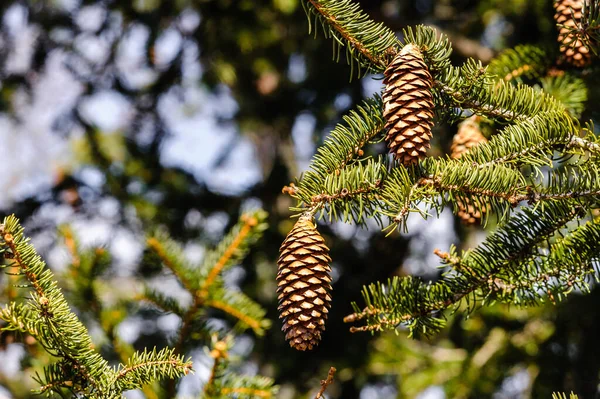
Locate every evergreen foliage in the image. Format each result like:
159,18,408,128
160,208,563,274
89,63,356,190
288,0,600,366
0,215,190,397
0,211,277,398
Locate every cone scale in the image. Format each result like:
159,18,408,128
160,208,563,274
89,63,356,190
554,0,591,67
382,44,435,166
277,214,332,351
451,118,488,225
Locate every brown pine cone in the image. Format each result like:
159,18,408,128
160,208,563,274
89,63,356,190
554,0,592,67
277,214,332,351
450,117,488,160
451,118,488,225
382,44,435,166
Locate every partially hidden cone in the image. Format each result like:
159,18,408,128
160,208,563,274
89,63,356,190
451,118,488,225
277,214,332,351
554,0,592,67
450,117,488,160
382,44,435,166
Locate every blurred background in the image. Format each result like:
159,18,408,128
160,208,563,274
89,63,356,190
0,0,598,398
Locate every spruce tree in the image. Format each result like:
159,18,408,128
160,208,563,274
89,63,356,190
0,212,277,398
278,0,600,365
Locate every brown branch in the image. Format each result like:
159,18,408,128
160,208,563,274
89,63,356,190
315,367,337,399
306,0,388,69
393,179,427,224
39,379,74,393
310,179,383,206
568,136,600,155
418,176,523,205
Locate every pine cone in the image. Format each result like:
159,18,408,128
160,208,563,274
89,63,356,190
450,118,487,160
451,118,488,225
554,0,592,67
277,214,332,351
382,44,435,166
456,198,484,226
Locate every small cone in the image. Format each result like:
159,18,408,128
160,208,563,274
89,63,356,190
554,0,592,67
277,214,332,351
451,118,488,225
382,44,435,166
450,117,488,160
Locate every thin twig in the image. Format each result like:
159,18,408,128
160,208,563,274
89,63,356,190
315,367,337,399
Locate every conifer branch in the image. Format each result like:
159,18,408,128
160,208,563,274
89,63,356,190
435,80,533,122
486,45,550,83
315,367,336,399
200,214,258,295
112,347,192,391
0,216,193,397
345,203,585,335
203,338,228,397
0,217,110,395
207,297,263,334
302,0,399,77
147,235,195,293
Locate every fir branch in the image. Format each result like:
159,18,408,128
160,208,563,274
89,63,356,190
462,111,574,169
206,288,270,336
315,367,336,399
0,302,42,338
0,216,112,395
302,0,399,77
380,159,527,228
540,73,587,118
200,213,260,295
146,233,195,292
201,336,278,399
294,95,386,209
486,45,550,83
112,347,192,391
345,203,584,335
310,95,385,177
141,287,185,316
173,210,269,354
0,216,192,397
203,338,229,398
305,157,388,224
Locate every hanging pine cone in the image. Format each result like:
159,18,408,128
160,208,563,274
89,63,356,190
382,44,435,166
450,117,487,160
277,214,332,351
554,0,592,67
451,118,488,225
